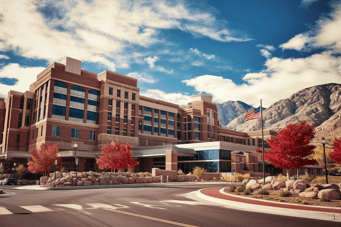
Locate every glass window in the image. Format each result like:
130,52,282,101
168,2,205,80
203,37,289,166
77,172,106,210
89,130,95,140
131,116,135,124
116,113,120,122
168,129,174,135
107,126,111,134
124,102,128,109
115,127,119,135
144,107,151,112
123,128,127,136
53,93,67,100
69,108,84,119
41,126,43,136
71,128,79,138
125,91,128,99
143,125,152,131
161,128,167,134
52,105,66,116
195,117,200,122
109,87,113,95
144,116,152,121
87,111,98,123
132,93,136,100
154,127,159,133
154,109,159,114
108,99,112,106
116,100,120,108
117,89,121,97
131,129,134,136
213,150,219,159
132,104,135,110
139,106,142,110
88,100,99,106
161,110,166,115
124,115,127,123
70,96,85,103
16,134,20,143
161,119,166,124
89,90,100,95
54,80,67,88
154,118,158,123
168,121,174,125
168,113,174,117
108,112,112,121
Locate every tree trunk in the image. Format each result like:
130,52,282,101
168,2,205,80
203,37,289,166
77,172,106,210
297,168,299,179
286,169,289,181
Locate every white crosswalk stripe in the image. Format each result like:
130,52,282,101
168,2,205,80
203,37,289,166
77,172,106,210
161,200,200,205
0,207,13,215
20,205,53,213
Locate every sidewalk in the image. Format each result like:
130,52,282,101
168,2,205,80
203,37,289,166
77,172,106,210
198,187,341,222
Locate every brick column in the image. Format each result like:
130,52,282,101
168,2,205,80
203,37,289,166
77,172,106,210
78,158,86,172
166,150,177,171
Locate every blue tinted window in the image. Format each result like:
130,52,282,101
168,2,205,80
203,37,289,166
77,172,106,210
168,129,174,135
54,80,67,88
53,93,67,100
161,128,167,134
144,116,152,121
69,108,83,119
168,113,174,117
198,151,203,160
88,100,99,106
71,128,79,138
143,125,152,131
154,109,159,113
161,119,166,124
213,150,219,159
71,85,84,92
139,106,142,110
70,96,85,103
161,110,166,115
154,127,159,133
87,111,98,121
144,107,151,112
168,121,174,125
195,117,200,122
154,118,158,123
139,124,142,130
52,105,66,116
89,90,100,95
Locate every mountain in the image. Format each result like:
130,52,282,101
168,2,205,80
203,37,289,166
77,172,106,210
217,101,254,127
225,83,341,132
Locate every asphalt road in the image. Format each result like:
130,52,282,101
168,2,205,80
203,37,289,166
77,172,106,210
0,183,339,227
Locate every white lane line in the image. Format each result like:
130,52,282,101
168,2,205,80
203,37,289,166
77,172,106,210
21,205,52,213
161,200,200,205
131,202,165,210
0,207,13,215
86,203,128,210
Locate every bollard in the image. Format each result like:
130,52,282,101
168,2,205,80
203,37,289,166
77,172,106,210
167,176,169,183
161,175,163,183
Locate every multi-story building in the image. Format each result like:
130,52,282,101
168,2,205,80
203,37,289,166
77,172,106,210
0,57,300,176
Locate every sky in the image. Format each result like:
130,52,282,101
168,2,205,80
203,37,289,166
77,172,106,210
0,0,340,108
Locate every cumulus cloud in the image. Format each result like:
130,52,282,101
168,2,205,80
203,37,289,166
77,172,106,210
257,44,275,58
189,48,215,60
260,49,272,58
280,34,311,51
0,0,251,71
0,55,10,59
301,0,318,6
0,63,45,97
126,72,158,83
256,44,275,52
141,89,191,106
191,61,205,67
145,56,159,68
182,51,341,107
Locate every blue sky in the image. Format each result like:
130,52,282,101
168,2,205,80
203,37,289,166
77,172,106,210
0,0,340,107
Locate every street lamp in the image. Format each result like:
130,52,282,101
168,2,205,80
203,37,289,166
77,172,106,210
71,143,78,185
321,137,328,184
54,159,57,187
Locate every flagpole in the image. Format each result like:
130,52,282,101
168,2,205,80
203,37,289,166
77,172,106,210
261,99,265,185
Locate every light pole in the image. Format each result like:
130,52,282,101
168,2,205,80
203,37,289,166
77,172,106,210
72,143,78,185
54,159,57,187
321,137,328,184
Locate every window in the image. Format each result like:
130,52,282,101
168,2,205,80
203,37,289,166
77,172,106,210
115,127,119,135
168,113,174,117
131,116,135,124
109,87,113,95
89,130,95,140
154,127,159,134
124,115,127,123
116,113,120,122
41,126,43,136
36,128,38,138
116,100,120,108
69,108,84,120
154,109,159,114
168,129,174,135
195,117,200,122
117,90,121,97
52,126,60,136
16,134,20,143
144,107,151,112
125,91,128,99
108,99,112,106
123,128,127,136
131,129,134,136
154,118,158,123
71,128,79,138
236,157,240,162
132,104,135,110
143,125,152,131
161,110,166,115
107,126,111,134
124,102,128,109
108,112,112,121
132,93,136,100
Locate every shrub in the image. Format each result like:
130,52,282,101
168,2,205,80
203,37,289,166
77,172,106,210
235,173,250,182
243,189,252,195
294,197,302,203
258,189,269,195
301,174,313,183
201,179,206,182
212,177,217,182
177,169,185,175
301,200,308,204
236,192,240,195
60,167,65,174
320,194,330,202
277,198,285,202
224,176,231,182
229,186,236,192
193,166,206,179
277,174,287,182
314,176,327,184
279,190,291,197
236,185,246,192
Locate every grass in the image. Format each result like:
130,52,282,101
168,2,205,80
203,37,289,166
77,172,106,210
320,194,330,202
312,175,341,184
236,185,246,192
279,190,291,197
243,189,252,195
257,189,269,195
229,186,236,192
295,197,302,203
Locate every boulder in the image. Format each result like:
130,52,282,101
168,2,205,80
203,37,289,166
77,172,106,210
64,182,72,187
55,172,62,179
262,183,272,190
83,181,93,186
62,173,70,178
293,180,307,192
242,178,250,185
304,187,319,192
81,177,89,182
273,181,285,190
285,180,295,190
121,177,129,184
40,176,49,186
65,176,72,183
98,177,107,185
299,191,318,199
94,181,99,186
135,178,141,184
128,177,134,184
59,178,66,184
111,176,119,184
322,184,340,191
246,180,261,190
88,175,97,182
77,181,84,186
81,172,87,178
318,189,341,200
265,176,274,184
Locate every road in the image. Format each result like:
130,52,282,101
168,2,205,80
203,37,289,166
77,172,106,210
0,183,339,227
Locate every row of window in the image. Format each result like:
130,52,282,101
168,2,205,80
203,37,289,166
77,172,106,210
108,100,135,110
109,88,136,100
52,126,96,140
107,126,134,136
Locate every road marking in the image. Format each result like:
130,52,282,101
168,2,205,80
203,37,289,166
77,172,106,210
104,208,198,227
162,200,200,205
131,202,165,210
0,207,12,215
21,205,52,213
54,204,92,215
86,203,128,210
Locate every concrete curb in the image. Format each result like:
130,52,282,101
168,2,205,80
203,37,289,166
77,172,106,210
197,188,341,222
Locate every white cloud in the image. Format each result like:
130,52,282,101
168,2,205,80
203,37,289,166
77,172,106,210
260,49,272,58
280,34,311,51
141,89,191,106
154,66,173,74
145,56,159,68
189,48,215,60
0,63,45,97
256,44,275,52
126,72,157,83
203,53,215,60
0,55,10,59
301,0,318,6
182,51,341,107
191,61,205,67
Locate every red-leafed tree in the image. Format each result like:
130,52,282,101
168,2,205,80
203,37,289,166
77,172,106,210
330,138,341,164
27,143,61,176
261,121,318,178
97,141,139,171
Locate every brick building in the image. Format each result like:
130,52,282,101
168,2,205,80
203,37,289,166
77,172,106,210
0,57,300,176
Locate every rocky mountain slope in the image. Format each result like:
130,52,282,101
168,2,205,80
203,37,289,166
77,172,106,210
225,83,341,133
217,101,254,127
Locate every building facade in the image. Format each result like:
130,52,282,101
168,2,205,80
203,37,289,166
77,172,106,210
0,57,287,175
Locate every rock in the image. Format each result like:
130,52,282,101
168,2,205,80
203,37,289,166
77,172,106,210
304,187,319,192
294,189,301,194
88,175,97,182
81,172,87,178
273,181,285,190
81,177,89,182
59,178,66,184
246,180,261,190
64,182,72,187
262,183,272,190
322,184,340,191
299,191,318,199
242,178,250,185
55,172,62,179
104,178,111,185
77,181,84,186
62,173,70,178
121,177,128,184
318,189,341,200
265,176,274,184
128,177,134,184
293,180,307,192
83,181,93,186
94,181,99,186
65,176,72,183
111,176,119,184
98,177,107,185
285,180,295,190
40,176,49,186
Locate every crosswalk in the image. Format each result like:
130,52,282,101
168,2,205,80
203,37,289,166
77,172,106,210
0,200,201,216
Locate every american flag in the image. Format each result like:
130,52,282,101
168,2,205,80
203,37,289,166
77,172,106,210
246,107,261,121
